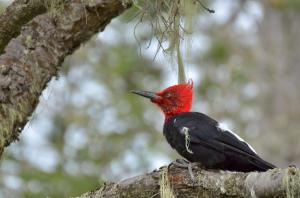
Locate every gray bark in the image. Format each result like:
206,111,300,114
0,0,52,53
0,0,132,156
78,165,300,198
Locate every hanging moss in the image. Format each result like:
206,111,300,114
129,0,213,83
182,127,193,154
160,167,175,198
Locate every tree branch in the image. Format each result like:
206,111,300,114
0,0,48,54
0,0,132,156
78,165,300,198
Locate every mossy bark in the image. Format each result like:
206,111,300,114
0,0,132,156
0,0,48,54
77,165,300,198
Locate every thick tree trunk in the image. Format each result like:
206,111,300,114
0,0,132,156
78,165,300,198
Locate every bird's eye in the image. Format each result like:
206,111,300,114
165,93,172,98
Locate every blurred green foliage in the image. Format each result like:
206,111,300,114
20,170,100,198
204,41,230,64
268,0,300,9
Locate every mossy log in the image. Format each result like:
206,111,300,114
78,164,300,198
0,0,132,156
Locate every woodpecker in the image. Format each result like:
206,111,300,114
132,80,275,172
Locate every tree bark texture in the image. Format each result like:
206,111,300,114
0,0,50,53
0,0,132,156
78,165,300,198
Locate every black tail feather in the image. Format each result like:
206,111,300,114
251,157,276,171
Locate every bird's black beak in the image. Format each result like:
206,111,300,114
131,90,161,100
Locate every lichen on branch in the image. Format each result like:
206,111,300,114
0,0,71,54
78,165,300,198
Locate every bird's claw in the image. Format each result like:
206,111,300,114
187,162,195,183
168,159,199,185
169,159,190,169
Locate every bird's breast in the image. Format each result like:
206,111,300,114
163,122,192,156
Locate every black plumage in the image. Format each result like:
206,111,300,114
163,112,275,172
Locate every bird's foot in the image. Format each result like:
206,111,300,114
168,159,200,185
169,159,190,169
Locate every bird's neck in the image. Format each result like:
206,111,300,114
160,101,192,122
164,110,188,122
164,113,175,122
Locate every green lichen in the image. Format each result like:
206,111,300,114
121,0,135,7
0,104,18,147
197,171,244,197
283,167,300,198
29,0,66,16
0,96,33,149
25,35,33,47
159,167,175,198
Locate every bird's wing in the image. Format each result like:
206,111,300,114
171,112,275,170
173,112,260,158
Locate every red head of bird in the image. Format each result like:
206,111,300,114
132,80,193,120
